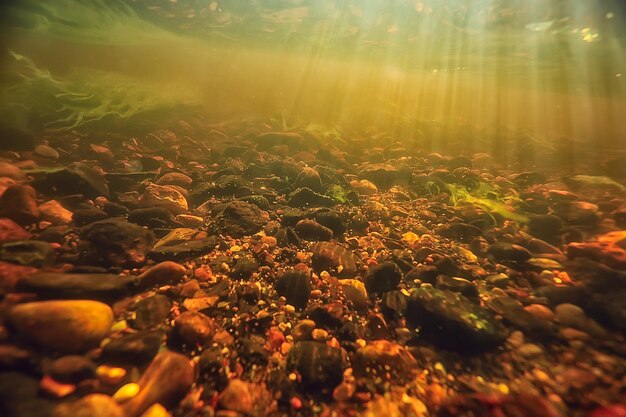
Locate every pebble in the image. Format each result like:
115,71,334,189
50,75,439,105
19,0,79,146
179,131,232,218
137,261,186,289
554,303,586,328
524,304,555,321
517,343,543,358
9,300,114,353
39,200,73,225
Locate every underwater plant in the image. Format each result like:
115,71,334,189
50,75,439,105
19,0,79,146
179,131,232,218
1,52,201,132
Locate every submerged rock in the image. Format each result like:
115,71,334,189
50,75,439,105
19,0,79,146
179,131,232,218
9,300,114,353
311,242,361,277
286,341,346,394
80,219,155,267
214,200,268,237
139,183,188,214
406,287,507,352
275,271,311,310
53,394,124,417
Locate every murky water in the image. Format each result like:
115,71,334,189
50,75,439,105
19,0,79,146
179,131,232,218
1,0,625,159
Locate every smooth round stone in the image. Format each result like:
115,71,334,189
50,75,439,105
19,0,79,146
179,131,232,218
139,184,188,214
173,311,215,346
524,304,555,321
9,300,114,353
52,394,124,417
156,172,193,189
39,200,73,225
554,303,586,328
0,162,24,180
137,261,186,289
48,355,96,384
517,343,543,358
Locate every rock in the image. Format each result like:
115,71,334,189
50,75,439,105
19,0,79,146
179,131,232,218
524,304,555,321
294,167,322,192
359,163,403,188
212,174,252,197
363,262,402,294
286,341,346,393
174,311,216,346
39,200,73,225
528,214,563,242
148,237,219,262
340,279,369,310
16,272,137,302
294,219,333,241
0,161,25,179
174,214,203,228
34,144,59,160
311,242,361,277
288,187,336,208
214,200,268,237
554,200,600,226
567,231,626,270
53,394,124,417
80,219,155,267
353,340,419,383
0,218,31,242
48,355,96,384
102,331,162,364
436,223,483,243
517,343,543,358
36,163,110,199
256,131,303,150
131,295,172,330
218,379,274,416
438,393,562,417
406,287,507,353
182,296,219,312
487,242,532,263
121,351,194,417
0,240,55,267
0,261,36,295
275,271,311,310
292,319,317,341
0,184,39,225
230,257,258,280
554,303,587,328
314,210,346,236
351,179,378,196
156,172,193,188
137,261,186,289
72,207,110,226
139,183,188,214
9,300,114,353
129,207,180,228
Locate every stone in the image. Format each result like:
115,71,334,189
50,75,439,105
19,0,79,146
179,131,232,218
214,200,269,237
528,214,563,242
487,242,532,263
137,261,186,290
353,340,419,383
275,271,311,310
230,257,258,280
36,163,110,199
182,296,219,312
156,172,193,188
148,237,219,262
286,341,346,393
39,200,73,225
255,131,303,150
351,179,378,196
131,295,172,330
121,351,194,417
34,144,60,160
406,287,507,353
436,223,483,243
48,355,96,384
294,219,333,241
0,184,39,225
72,207,109,226
524,304,555,321
102,331,162,364
554,303,587,328
288,187,336,208
340,279,369,310
174,311,216,346
0,240,55,267
0,261,36,295
80,219,155,267
218,379,273,416
311,242,361,277
294,167,322,192
9,300,114,353
16,272,137,302
53,394,124,417
139,183,188,214
128,207,180,228
363,262,403,294
0,218,31,242
0,161,25,179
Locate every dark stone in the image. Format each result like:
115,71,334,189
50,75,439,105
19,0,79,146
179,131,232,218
214,200,268,238
131,295,172,330
314,211,346,236
436,223,483,243
0,372,54,417
294,167,322,192
528,214,563,242
103,201,130,217
48,355,96,384
238,195,271,210
294,219,333,241
16,273,137,303
275,227,302,247
102,331,162,364
230,257,258,280
363,262,402,294
287,187,336,208
487,242,532,263
148,237,219,262
381,290,408,320
286,341,345,394
485,295,553,338
311,242,360,277
236,337,269,366
256,131,303,150
128,207,180,228
435,275,479,301
80,219,155,267
72,207,109,226
353,340,418,384
173,311,216,346
198,346,228,390
275,271,311,310
35,163,109,199
406,287,507,353
0,240,55,267
0,185,39,225
359,163,403,188
212,175,252,197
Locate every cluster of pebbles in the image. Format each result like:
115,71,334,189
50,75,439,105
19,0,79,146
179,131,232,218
0,120,624,417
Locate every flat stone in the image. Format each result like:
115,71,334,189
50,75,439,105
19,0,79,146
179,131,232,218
311,242,361,277
80,219,155,267
148,237,219,262
16,273,137,302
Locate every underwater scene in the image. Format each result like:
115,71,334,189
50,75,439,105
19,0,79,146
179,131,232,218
0,1,625,416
